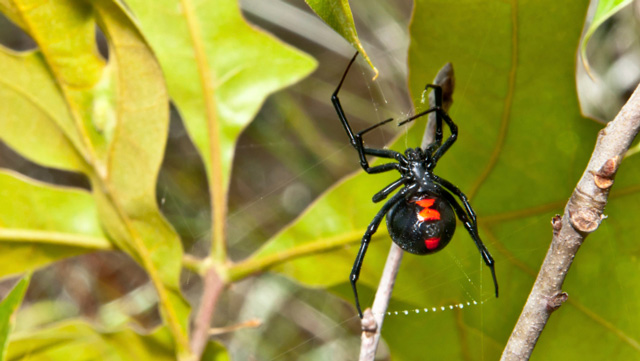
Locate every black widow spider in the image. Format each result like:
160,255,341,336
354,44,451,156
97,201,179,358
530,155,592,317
332,53,499,318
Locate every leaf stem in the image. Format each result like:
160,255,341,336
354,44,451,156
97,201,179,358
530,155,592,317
0,229,112,249
179,0,227,264
228,230,366,282
190,266,226,358
500,83,640,361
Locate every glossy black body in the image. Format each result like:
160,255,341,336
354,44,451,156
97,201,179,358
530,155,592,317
332,53,498,318
386,194,456,255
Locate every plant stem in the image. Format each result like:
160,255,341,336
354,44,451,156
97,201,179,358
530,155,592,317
359,243,403,360
228,230,366,281
500,83,640,360
190,266,226,358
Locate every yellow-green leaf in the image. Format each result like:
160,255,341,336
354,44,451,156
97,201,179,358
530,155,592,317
7,321,176,361
580,0,632,75
0,48,87,172
305,0,377,76
0,275,29,361
0,170,109,278
91,0,191,355
0,0,191,355
124,0,316,261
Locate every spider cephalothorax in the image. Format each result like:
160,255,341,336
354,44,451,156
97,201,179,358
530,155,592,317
332,53,498,318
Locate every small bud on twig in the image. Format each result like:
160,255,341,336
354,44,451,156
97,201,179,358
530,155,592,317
590,156,619,189
551,215,562,236
361,309,377,335
546,292,568,311
569,207,601,233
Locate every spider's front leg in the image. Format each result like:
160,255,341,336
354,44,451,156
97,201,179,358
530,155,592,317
398,103,457,163
332,53,406,173
350,186,414,318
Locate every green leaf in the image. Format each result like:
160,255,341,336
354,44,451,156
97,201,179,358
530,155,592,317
250,0,640,359
2,0,109,159
90,1,191,355
0,275,29,361
124,0,316,261
0,170,110,278
0,48,87,172
304,0,377,76
0,0,191,355
6,321,177,361
202,341,231,361
580,0,632,75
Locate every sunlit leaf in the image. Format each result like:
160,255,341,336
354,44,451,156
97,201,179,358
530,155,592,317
202,341,231,361
124,0,315,263
0,275,29,361
0,0,191,355
6,321,176,361
304,0,377,76
0,48,87,172
124,0,316,197
580,0,632,75
0,171,109,278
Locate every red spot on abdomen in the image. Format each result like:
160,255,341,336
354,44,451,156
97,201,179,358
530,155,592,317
415,198,441,221
425,237,441,250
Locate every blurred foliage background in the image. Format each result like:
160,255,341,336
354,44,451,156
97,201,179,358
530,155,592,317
0,0,640,360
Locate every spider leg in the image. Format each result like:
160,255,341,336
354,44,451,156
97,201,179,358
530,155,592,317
365,163,406,175
398,107,457,163
431,111,457,163
434,184,498,298
332,53,406,172
350,185,415,318
372,178,405,203
433,175,477,224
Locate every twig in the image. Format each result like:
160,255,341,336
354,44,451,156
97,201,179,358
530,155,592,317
500,83,640,360
358,63,455,360
209,318,262,336
359,244,404,361
190,266,226,358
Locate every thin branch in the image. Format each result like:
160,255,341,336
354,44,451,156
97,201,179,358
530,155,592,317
359,243,403,360
358,63,455,360
208,318,262,336
190,266,226,358
500,83,640,360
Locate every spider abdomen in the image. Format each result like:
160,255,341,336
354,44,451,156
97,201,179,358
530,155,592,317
386,194,456,255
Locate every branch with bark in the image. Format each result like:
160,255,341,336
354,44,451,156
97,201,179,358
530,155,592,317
501,83,640,360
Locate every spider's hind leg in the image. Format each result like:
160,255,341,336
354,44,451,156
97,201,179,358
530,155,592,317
350,185,414,318
435,184,499,298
